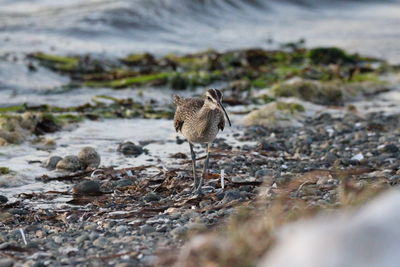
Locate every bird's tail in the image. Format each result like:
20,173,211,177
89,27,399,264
172,95,182,105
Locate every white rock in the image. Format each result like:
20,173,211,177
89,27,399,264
258,190,400,267
351,153,364,161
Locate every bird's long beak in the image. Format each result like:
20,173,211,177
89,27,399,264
218,101,232,127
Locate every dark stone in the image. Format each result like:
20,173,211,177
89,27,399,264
383,144,399,154
0,195,8,204
222,189,242,203
117,142,144,157
115,179,133,188
43,156,62,170
73,180,102,196
143,192,161,202
34,117,60,135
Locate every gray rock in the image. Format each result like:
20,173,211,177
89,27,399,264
324,152,337,163
117,142,144,157
222,189,242,203
73,180,102,196
143,192,161,202
140,225,155,234
43,156,62,170
170,226,188,239
93,237,108,248
115,225,128,234
75,234,89,244
56,155,82,172
383,144,399,154
115,179,133,188
77,147,101,169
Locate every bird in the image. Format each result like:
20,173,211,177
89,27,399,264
173,88,231,194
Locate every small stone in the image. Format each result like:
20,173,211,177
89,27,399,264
73,180,102,196
77,147,101,169
93,237,108,248
115,179,133,188
140,225,155,234
324,152,337,163
115,225,128,234
53,236,63,244
43,156,62,170
222,189,242,203
351,153,364,162
0,195,8,204
75,234,89,244
56,155,82,172
383,144,399,154
117,142,144,157
170,226,188,239
143,192,161,202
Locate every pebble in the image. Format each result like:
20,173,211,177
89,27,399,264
75,234,89,244
170,226,188,239
351,153,364,162
93,237,108,248
222,189,242,203
43,156,62,170
56,155,82,172
140,225,156,234
117,142,144,157
115,225,128,234
73,180,102,196
0,195,8,204
143,192,161,202
383,144,399,154
77,147,101,169
115,179,133,188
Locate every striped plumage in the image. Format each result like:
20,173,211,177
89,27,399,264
173,95,225,143
173,89,231,194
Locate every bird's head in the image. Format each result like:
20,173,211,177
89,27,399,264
205,89,231,127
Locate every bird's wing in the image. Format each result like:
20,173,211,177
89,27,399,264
218,113,225,131
173,98,204,132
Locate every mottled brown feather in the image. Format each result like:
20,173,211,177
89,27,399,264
173,96,204,133
218,116,225,131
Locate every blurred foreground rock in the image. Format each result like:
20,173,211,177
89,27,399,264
259,190,400,267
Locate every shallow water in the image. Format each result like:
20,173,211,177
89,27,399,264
0,117,247,199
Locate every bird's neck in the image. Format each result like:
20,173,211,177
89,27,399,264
198,103,219,122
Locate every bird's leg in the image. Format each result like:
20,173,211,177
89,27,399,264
196,143,211,194
189,143,199,191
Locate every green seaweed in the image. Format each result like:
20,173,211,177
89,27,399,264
84,72,171,88
31,52,79,72
0,167,11,175
276,102,305,113
307,47,355,65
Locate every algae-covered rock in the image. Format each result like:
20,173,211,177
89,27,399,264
30,52,79,72
121,53,156,66
0,167,11,175
77,147,101,169
243,101,305,128
307,47,356,65
272,80,343,105
272,78,388,105
56,155,82,172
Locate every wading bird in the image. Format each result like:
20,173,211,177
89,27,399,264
173,89,231,194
